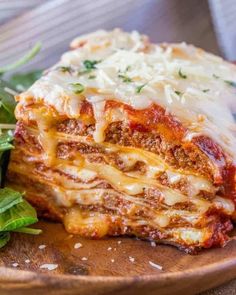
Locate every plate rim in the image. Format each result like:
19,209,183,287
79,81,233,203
0,254,235,282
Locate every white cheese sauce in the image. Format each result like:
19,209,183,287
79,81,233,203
17,29,236,160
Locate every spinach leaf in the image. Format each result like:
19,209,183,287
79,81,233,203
9,70,43,92
0,142,14,152
0,133,14,152
13,227,42,235
0,42,43,249
0,232,10,248
0,188,22,214
0,80,16,124
0,133,14,187
0,199,37,231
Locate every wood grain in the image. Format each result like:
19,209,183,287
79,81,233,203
0,221,236,295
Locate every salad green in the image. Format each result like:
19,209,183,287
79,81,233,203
0,43,43,248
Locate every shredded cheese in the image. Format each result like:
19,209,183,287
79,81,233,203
149,261,163,270
17,29,236,160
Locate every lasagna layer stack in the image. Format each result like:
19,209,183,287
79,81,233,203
7,30,236,252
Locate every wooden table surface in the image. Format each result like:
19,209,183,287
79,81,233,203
0,221,236,295
0,0,235,294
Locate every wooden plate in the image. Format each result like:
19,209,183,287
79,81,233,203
0,220,236,295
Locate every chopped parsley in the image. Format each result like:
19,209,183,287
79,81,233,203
174,90,182,96
202,89,210,93
59,66,72,73
125,65,131,72
118,74,132,83
78,60,101,75
212,74,236,88
224,80,236,88
213,73,220,79
83,60,100,70
88,75,96,79
178,68,187,79
70,83,85,94
136,83,147,94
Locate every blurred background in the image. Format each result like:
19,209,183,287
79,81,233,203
0,0,235,71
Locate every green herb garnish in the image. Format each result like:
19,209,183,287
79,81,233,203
70,83,85,94
83,60,100,70
59,66,72,73
78,60,101,75
118,74,132,83
88,75,96,79
224,80,236,88
213,73,220,79
136,83,147,94
174,90,182,96
202,89,210,93
125,65,131,72
178,68,187,79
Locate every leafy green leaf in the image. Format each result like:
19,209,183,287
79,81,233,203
0,199,38,231
0,188,23,214
0,42,41,75
0,232,10,248
0,80,16,124
0,142,14,152
0,41,43,249
13,227,42,235
9,70,43,92
0,133,14,187
0,133,14,152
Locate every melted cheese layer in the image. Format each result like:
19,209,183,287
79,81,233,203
12,132,216,199
63,208,216,245
17,29,236,160
9,147,235,217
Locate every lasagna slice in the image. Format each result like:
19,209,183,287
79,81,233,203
7,30,236,253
